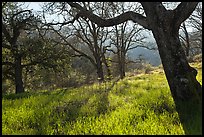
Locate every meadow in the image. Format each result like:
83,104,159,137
2,62,202,135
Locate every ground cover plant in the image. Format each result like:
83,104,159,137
2,62,202,135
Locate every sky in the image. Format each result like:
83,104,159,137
25,2,197,39
26,2,196,30
24,2,42,11
23,2,63,23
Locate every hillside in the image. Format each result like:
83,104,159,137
129,46,161,66
2,62,202,135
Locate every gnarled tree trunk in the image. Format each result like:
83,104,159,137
146,7,202,102
153,25,201,101
148,8,202,134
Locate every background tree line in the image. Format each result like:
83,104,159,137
2,2,148,94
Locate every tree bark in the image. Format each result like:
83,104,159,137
153,26,201,101
153,27,202,133
144,6,202,102
14,56,24,94
96,58,104,82
119,49,126,79
147,7,202,134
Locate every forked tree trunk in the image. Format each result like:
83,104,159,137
14,56,24,94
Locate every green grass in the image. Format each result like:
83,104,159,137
2,62,202,135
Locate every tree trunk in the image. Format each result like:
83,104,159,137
156,32,201,101
14,56,24,94
151,18,202,103
105,62,112,80
96,65,104,82
95,57,104,82
151,13,202,134
101,54,112,81
117,50,125,79
120,50,126,79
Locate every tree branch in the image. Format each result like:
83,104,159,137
173,2,198,28
67,2,151,30
128,45,157,51
49,25,97,68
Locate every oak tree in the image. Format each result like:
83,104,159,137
66,2,202,134
2,2,71,93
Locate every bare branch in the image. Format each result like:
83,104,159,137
67,2,150,30
49,25,97,67
12,10,32,18
128,44,157,51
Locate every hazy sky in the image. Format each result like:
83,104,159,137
26,2,196,33
24,2,42,11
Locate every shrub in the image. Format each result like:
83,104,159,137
144,63,154,74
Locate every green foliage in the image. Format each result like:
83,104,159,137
2,62,202,135
2,2,73,94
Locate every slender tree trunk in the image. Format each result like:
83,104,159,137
182,22,190,57
117,50,124,79
120,50,126,79
118,57,125,79
95,57,104,82
14,56,24,94
105,62,112,80
101,53,112,80
96,64,104,82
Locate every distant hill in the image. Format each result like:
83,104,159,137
128,29,201,67
128,46,161,66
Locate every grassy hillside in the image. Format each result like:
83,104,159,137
2,62,202,135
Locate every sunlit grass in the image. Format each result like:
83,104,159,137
2,62,202,135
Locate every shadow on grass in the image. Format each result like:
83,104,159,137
2,92,42,100
41,82,117,135
175,100,202,135
27,89,82,135
2,80,121,135
95,79,120,115
46,79,120,135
